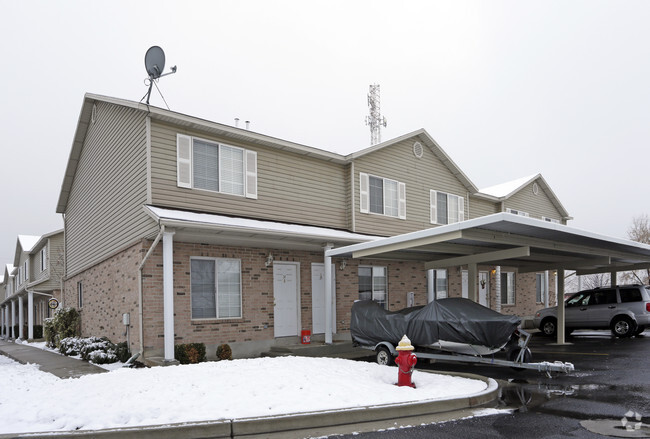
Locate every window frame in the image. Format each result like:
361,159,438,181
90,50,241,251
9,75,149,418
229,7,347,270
501,272,516,305
40,247,47,272
359,172,406,219
176,134,257,199
358,265,388,308
430,190,464,225
535,273,547,303
506,208,529,217
190,256,243,320
77,281,83,309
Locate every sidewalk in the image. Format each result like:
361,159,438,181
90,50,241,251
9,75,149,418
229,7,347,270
0,339,107,379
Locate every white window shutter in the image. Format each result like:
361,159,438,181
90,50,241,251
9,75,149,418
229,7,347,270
176,134,192,188
245,150,258,199
458,196,465,221
398,182,406,219
359,172,369,213
430,190,437,224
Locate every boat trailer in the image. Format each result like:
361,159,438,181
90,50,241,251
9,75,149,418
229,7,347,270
363,329,575,378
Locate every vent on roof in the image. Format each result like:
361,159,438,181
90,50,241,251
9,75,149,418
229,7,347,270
413,141,423,158
532,183,539,195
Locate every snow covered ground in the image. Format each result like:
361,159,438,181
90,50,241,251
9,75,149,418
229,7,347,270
0,352,490,435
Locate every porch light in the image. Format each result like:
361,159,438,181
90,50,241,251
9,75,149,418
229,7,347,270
265,253,274,267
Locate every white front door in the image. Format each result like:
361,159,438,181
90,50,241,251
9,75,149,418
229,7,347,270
461,270,469,299
311,263,336,334
479,271,489,307
273,263,300,338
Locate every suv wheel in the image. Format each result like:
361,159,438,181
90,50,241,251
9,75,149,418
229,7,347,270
611,316,637,338
541,317,557,337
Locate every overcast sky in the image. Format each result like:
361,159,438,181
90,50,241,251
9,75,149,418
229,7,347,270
1,1,649,265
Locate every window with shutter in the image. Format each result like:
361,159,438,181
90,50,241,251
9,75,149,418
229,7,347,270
177,134,257,199
361,172,405,219
431,191,464,225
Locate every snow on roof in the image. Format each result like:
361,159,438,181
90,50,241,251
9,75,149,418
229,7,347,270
145,206,381,243
479,174,539,198
17,235,41,252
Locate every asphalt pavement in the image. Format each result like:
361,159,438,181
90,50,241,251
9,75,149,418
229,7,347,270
332,330,650,438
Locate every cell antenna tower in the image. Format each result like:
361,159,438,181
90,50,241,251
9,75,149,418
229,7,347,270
365,84,387,145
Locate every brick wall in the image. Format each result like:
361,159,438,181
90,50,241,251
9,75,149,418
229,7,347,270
63,242,143,353
64,237,557,358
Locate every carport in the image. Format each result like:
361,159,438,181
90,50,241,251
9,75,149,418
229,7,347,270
324,213,650,345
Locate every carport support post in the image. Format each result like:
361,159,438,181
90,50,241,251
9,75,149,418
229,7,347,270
163,229,175,362
11,299,15,339
556,268,566,344
18,296,24,339
27,291,33,340
468,263,478,302
610,271,617,288
324,243,333,345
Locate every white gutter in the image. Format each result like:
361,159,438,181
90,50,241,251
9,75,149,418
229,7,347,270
137,225,165,358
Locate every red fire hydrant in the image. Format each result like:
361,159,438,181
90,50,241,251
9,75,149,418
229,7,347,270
394,335,417,388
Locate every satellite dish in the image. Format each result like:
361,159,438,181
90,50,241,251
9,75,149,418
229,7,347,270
142,46,177,105
145,46,166,79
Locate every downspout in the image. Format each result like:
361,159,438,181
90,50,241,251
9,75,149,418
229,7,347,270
138,225,165,358
350,162,356,233
61,213,66,309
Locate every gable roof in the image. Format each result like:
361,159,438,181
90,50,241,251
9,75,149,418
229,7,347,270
346,129,480,194
14,235,41,267
29,229,64,254
478,174,572,220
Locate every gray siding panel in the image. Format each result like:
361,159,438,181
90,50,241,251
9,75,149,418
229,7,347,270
353,137,470,236
150,121,348,229
469,197,499,219
506,182,563,220
65,102,156,276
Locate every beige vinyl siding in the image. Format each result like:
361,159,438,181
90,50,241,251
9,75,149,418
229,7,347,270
468,196,500,219
65,102,155,277
29,234,64,291
150,121,348,229
353,137,469,236
505,181,563,221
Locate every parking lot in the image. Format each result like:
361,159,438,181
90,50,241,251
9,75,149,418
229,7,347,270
337,330,650,438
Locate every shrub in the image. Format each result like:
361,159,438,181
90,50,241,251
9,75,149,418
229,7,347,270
216,343,233,361
59,336,119,364
45,308,80,348
44,318,56,348
115,341,131,363
174,343,207,364
33,325,43,339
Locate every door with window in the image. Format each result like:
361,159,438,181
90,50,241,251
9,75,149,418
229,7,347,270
273,263,300,337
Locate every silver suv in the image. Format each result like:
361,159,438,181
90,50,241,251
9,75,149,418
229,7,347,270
533,285,650,338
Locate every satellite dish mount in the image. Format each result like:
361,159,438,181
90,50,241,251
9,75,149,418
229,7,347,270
143,46,177,105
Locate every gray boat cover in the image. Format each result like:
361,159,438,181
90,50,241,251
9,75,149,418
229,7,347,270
350,298,521,349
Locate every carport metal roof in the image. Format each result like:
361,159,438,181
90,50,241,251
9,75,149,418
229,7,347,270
326,213,650,275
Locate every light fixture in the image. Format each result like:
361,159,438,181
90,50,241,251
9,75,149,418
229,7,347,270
491,269,496,275
339,259,347,271
265,253,274,267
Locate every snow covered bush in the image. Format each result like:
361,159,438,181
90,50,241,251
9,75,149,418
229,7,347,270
59,337,119,364
44,307,80,348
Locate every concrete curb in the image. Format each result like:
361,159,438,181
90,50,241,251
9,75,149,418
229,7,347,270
0,370,498,438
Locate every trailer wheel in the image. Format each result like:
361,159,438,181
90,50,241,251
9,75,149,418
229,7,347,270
376,346,394,366
507,347,532,371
